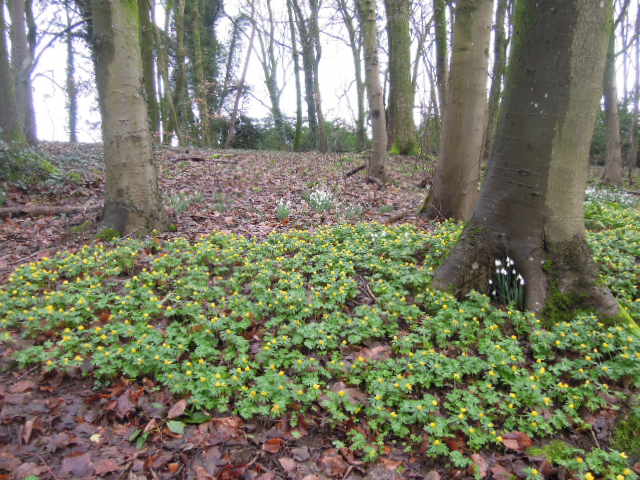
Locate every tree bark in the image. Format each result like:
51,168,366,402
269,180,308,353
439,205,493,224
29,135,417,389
88,0,168,234
138,0,159,138
309,0,328,153
64,0,78,143
287,0,304,151
358,0,386,183
629,6,640,173
383,0,416,155
433,0,623,321
433,0,448,115
421,0,493,221
602,28,625,185
0,0,23,144
8,0,36,144
483,0,508,166
336,0,366,151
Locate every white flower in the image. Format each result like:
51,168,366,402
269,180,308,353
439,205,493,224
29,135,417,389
517,274,525,285
494,259,502,267
489,279,493,285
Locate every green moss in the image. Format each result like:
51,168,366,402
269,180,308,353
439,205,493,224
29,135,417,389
96,228,122,242
541,288,588,327
612,406,640,458
527,440,580,463
69,221,93,234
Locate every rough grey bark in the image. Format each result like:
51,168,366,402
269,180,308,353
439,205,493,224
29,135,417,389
358,0,386,183
89,0,168,234
383,0,416,154
602,29,624,185
421,0,493,221
0,0,23,143
8,0,37,144
433,0,623,321
629,7,640,172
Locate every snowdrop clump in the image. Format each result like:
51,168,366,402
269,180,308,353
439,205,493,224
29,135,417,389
490,256,526,310
307,186,335,212
276,198,292,221
585,185,639,207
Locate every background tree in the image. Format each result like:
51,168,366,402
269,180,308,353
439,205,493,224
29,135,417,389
138,0,159,137
86,0,168,234
0,0,23,144
602,21,625,185
383,0,416,155
421,0,493,221
433,0,623,320
432,0,447,116
358,0,385,183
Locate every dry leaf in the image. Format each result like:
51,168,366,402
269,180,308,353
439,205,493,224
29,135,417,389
501,432,533,451
167,399,188,419
262,437,285,454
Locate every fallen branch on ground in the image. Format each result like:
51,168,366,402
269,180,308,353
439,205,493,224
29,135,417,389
0,204,102,218
345,164,366,177
384,210,409,224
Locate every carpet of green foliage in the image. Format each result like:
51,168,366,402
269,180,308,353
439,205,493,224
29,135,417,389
1,195,639,477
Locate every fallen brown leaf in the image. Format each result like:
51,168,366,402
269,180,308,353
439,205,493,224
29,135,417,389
167,399,188,419
262,437,285,454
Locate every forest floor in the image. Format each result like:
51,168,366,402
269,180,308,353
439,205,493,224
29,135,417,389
0,143,639,480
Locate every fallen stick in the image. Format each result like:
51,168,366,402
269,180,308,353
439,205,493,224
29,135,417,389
345,164,366,177
385,210,409,224
0,204,101,218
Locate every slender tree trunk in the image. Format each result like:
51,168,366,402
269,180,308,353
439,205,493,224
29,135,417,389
336,0,366,151
602,29,624,185
190,0,211,146
88,0,168,234
433,0,624,321
383,0,416,154
64,0,78,143
8,0,36,144
139,0,159,138
421,0,493,221
287,0,304,151
433,0,448,115
225,15,256,149
358,0,386,183
23,0,36,143
309,0,328,153
0,0,23,143
157,25,179,144
483,0,508,165
173,0,191,145
629,7,640,175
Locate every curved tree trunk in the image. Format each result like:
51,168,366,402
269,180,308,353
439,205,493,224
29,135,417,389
89,0,168,234
421,0,493,221
602,30,624,185
358,0,386,183
433,0,623,321
383,0,416,155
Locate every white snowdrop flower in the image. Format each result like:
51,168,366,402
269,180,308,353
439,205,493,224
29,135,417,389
489,279,493,285
495,259,502,267
506,257,513,266
512,269,516,275
491,290,497,296
517,274,525,285
501,268,507,275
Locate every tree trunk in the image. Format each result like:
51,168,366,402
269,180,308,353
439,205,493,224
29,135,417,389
309,0,328,153
629,7,640,173
138,0,159,138
189,0,211,146
64,0,78,143
433,0,448,115
602,29,624,185
336,0,366,151
287,0,304,151
8,0,36,144
173,0,191,146
421,0,493,221
383,0,416,155
0,0,23,144
483,0,508,165
225,13,256,149
433,0,623,321
88,0,168,234
358,0,386,183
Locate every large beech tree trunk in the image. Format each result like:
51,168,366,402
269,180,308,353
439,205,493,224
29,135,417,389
358,0,386,183
602,30,624,185
421,0,493,221
383,0,416,155
89,0,168,234
433,0,622,320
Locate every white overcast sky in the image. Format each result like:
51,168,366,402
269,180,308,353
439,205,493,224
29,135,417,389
24,1,639,143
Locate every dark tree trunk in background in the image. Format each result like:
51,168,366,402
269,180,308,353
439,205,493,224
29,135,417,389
139,0,159,138
64,0,78,143
421,0,493,221
602,29,624,185
383,0,416,155
433,0,448,116
433,0,625,322
8,0,37,144
0,0,23,144
358,0,386,183
287,0,304,151
629,7,640,173
483,0,508,165
88,0,168,234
